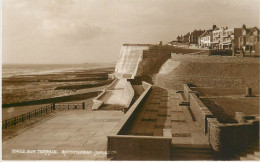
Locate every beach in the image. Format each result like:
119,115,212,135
2,63,115,119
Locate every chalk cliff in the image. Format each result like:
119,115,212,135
115,44,178,83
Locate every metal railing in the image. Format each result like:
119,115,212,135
54,102,85,110
2,102,85,129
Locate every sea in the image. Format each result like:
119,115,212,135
2,63,112,79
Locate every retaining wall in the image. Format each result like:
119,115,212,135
142,81,151,90
189,93,214,134
183,84,192,100
154,54,259,89
107,135,171,160
207,118,259,154
121,81,135,107
183,84,213,133
106,78,118,90
107,82,172,160
183,84,259,154
92,90,105,110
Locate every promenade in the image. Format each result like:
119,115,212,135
2,106,124,160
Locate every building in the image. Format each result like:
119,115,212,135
176,35,183,42
198,30,213,48
239,26,259,54
189,30,204,44
198,25,216,48
182,33,190,43
212,27,242,50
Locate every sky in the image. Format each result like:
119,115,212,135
2,0,260,64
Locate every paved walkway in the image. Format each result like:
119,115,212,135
2,108,124,160
126,86,208,145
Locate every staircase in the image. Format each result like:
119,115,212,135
171,144,215,160
232,140,260,161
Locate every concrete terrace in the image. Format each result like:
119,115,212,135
2,108,124,160
126,86,208,145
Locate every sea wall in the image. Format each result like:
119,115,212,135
155,54,260,89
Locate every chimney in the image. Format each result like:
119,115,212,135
242,24,246,29
213,25,217,30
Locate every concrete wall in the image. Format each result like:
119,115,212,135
183,84,193,100
121,81,135,107
142,81,151,90
208,118,259,154
117,82,152,135
92,90,105,110
107,135,172,160
92,79,118,110
107,82,172,160
106,78,118,90
189,93,213,134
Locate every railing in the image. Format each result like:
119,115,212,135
54,102,85,110
2,102,85,129
2,104,53,129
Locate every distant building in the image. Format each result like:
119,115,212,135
198,25,216,48
176,35,183,43
198,31,213,48
189,30,204,44
239,26,259,54
212,27,242,50
183,33,190,43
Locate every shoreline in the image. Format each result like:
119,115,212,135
2,66,115,105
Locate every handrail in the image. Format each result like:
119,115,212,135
2,102,86,129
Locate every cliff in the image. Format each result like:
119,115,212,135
115,44,202,83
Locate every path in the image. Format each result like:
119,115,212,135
2,108,124,160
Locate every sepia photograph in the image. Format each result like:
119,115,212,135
1,0,260,161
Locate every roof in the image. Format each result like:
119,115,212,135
249,27,259,35
199,31,208,37
199,30,212,38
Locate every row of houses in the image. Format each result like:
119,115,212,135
174,25,259,54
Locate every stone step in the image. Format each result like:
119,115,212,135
240,156,255,160
173,144,211,150
173,148,212,154
172,154,214,160
173,152,213,158
247,154,260,160
254,151,260,156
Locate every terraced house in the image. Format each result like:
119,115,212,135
239,26,260,54
211,27,242,50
